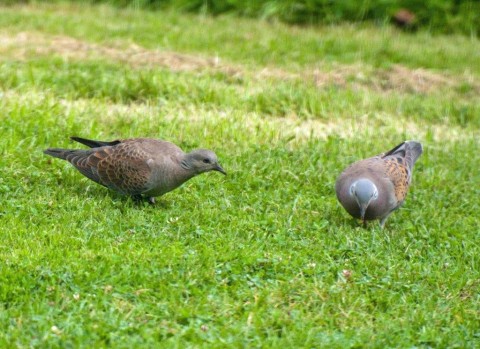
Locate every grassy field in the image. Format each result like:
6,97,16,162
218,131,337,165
0,2,479,347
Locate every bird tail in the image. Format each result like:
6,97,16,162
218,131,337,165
43,148,77,160
70,136,121,148
383,140,423,169
383,141,406,157
405,141,423,168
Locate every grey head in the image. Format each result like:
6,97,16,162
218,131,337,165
181,149,226,175
350,178,379,221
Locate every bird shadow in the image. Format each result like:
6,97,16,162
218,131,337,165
66,183,171,209
344,218,365,229
110,192,172,209
344,218,385,230
130,196,171,209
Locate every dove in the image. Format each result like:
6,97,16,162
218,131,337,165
44,136,226,204
335,141,423,227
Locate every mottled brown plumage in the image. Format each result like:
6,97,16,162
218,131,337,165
335,141,423,227
44,137,226,203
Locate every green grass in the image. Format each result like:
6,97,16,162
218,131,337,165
1,3,479,348
1,3,480,75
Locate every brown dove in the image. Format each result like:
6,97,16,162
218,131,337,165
335,141,423,227
44,136,226,204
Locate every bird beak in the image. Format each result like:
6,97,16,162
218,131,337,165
359,204,368,222
215,164,226,175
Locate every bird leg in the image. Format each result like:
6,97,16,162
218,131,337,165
379,215,389,229
131,195,144,203
131,194,156,205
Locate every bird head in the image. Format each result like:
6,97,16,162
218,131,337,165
183,149,226,175
349,179,378,222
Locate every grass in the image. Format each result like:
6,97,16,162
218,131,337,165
0,2,479,348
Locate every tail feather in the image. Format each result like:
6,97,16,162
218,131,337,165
405,141,423,168
70,136,121,148
383,141,407,157
43,148,77,160
382,140,423,169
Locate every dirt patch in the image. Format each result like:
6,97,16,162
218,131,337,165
1,31,478,95
0,31,236,72
376,65,453,94
312,64,464,94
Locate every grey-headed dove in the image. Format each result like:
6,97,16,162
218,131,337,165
44,136,226,204
335,141,423,227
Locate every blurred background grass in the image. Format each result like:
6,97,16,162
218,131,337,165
5,0,478,36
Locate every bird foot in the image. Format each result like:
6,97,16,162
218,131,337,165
131,195,158,206
131,195,153,206
132,195,143,202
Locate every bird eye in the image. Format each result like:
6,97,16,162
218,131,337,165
203,158,210,164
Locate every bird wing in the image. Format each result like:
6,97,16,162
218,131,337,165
381,157,410,203
378,142,413,203
66,143,152,195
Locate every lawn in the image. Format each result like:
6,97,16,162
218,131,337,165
0,2,479,348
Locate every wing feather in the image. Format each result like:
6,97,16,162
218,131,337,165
65,143,152,195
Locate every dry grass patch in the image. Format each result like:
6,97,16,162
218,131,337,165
0,31,231,72
3,89,474,144
1,31,478,96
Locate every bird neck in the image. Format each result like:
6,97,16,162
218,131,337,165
180,157,199,178
180,159,191,171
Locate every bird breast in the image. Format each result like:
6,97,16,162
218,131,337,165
143,158,195,197
337,173,397,220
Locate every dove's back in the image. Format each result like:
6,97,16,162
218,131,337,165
335,141,423,225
